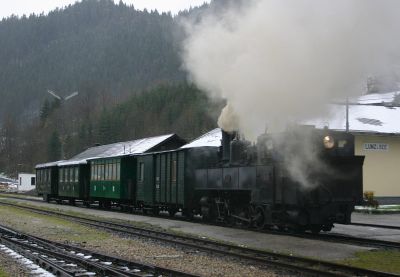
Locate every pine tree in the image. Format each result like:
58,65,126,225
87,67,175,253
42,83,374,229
40,99,51,125
48,131,62,161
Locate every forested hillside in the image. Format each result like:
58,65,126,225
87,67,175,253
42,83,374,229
0,0,187,119
0,0,221,176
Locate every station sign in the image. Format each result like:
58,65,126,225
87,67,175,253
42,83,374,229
363,143,389,151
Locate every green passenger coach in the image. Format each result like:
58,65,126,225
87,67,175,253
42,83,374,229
58,163,90,201
86,134,185,206
89,157,136,202
35,162,61,202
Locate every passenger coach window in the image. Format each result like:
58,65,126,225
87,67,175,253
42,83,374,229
95,164,99,180
75,167,79,182
91,164,95,180
139,162,145,182
171,160,177,182
106,162,111,180
112,162,116,180
95,164,98,180
100,163,105,180
68,168,71,182
59,169,63,182
116,162,120,181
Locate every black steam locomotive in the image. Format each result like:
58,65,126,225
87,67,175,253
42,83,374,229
194,127,364,233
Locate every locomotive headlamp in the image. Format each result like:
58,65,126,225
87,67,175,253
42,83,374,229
323,135,335,149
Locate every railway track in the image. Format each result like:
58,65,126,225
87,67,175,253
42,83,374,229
350,222,400,231
0,201,398,277
261,228,400,250
2,195,400,249
0,224,195,277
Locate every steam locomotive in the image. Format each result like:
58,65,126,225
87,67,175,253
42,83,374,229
36,126,364,233
194,127,364,233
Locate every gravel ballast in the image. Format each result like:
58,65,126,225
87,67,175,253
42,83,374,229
0,205,297,277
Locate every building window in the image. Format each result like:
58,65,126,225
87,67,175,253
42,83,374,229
31,177,36,186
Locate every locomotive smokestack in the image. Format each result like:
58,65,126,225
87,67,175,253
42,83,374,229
221,130,236,162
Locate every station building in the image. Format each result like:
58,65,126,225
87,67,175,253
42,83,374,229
308,91,400,203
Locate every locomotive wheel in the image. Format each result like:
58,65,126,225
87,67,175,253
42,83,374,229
235,207,252,227
310,225,322,234
253,206,266,229
322,224,333,232
201,206,215,221
293,225,306,233
169,209,177,217
152,207,160,216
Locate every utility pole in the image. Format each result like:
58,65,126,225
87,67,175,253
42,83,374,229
346,97,349,132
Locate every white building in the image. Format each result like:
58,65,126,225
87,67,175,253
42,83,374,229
306,91,400,203
17,173,36,192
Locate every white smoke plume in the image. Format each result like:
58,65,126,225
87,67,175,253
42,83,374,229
182,0,400,138
182,0,400,188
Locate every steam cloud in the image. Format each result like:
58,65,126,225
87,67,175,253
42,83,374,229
182,0,400,188
183,0,400,138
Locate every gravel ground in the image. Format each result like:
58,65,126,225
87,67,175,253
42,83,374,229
0,252,30,277
0,197,371,260
0,205,299,277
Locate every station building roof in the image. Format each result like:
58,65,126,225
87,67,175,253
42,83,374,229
352,91,399,105
306,91,400,135
305,104,400,135
36,133,183,168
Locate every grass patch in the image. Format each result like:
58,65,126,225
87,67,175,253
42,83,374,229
0,193,37,199
340,249,400,274
0,198,176,232
0,205,110,243
0,268,8,277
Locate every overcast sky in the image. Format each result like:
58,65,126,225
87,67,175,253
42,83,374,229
0,0,211,19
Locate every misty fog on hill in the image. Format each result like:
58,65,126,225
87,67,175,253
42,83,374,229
183,0,400,139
